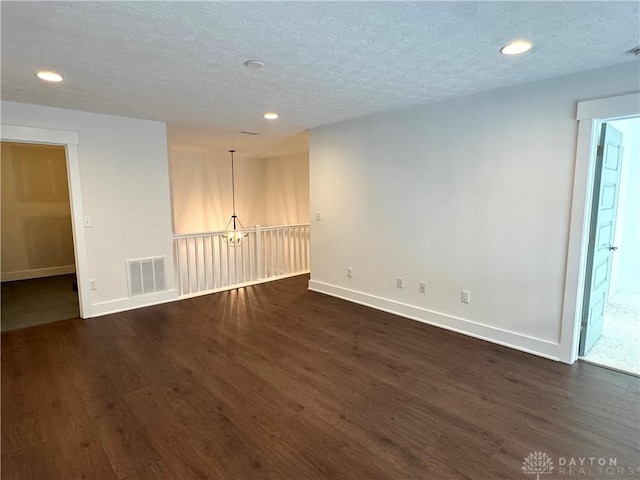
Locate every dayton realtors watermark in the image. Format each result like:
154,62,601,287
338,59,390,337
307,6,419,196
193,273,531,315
523,452,640,478
558,457,639,477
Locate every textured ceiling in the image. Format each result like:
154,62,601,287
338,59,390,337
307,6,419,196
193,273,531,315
2,1,639,156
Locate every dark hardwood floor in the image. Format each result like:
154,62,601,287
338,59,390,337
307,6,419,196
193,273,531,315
2,275,639,479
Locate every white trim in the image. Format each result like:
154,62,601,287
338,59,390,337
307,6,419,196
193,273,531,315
1,124,91,318
90,289,178,317
560,92,640,364
576,93,640,121
173,223,310,238
93,272,311,316
309,280,561,361
64,143,91,318
1,265,76,282
178,271,310,300
0,125,79,145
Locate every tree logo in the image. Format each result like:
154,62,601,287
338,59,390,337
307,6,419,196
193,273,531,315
522,451,555,480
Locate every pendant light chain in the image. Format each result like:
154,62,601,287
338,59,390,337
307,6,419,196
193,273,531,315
223,149,247,245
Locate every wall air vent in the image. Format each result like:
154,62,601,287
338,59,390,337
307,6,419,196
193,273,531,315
127,256,166,297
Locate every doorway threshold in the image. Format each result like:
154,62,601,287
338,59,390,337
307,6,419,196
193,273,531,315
579,291,640,377
578,358,640,378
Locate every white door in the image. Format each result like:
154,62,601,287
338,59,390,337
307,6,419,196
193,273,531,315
579,124,623,356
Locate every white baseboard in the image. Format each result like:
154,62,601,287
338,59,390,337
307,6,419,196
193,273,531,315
89,271,310,319
308,280,563,362
1,265,76,282
89,289,178,318
177,271,311,300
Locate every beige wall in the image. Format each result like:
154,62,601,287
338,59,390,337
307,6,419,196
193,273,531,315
265,152,310,226
1,142,75,280
170,148,309,234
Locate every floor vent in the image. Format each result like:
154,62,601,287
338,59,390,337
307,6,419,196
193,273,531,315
127,256,166,297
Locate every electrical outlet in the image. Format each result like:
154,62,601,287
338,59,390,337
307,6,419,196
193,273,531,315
461,290,471,304
90,279,97,290
419,281,426,294
396,277,403,289
347,267,353,278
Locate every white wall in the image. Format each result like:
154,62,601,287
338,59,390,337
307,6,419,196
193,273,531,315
309,61,640,362
170,148,309,233
609,117,640,294
1,101,176,316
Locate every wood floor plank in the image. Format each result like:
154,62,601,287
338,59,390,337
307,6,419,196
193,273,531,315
493,438,593,480
123,387,226,479
0,449,57,480
55,448,118,480
1,345,49,454
3,274,639,479
627,380,640,397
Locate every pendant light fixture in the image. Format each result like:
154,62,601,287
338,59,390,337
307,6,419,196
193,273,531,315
222,149,248,245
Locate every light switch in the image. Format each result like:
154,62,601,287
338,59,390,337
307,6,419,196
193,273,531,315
315,211,323,221
84,216,92,228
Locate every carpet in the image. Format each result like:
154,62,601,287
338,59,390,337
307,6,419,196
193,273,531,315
1,274,80,332
581,290,640,376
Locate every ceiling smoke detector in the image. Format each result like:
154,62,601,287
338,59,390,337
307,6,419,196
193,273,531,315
244,60,265,69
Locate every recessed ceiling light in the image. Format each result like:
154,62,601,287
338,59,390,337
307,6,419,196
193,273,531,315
264,112,279,120
244,60,265,69
35,70,63,82
500,40,533,55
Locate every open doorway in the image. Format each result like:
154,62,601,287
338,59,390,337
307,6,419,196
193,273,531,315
578,117,639,375
1,142,80,331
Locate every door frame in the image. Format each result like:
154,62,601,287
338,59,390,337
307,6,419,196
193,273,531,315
1,124,91,318
559,92,640,364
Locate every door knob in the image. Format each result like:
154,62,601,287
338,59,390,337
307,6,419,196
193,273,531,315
609,246,618,251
